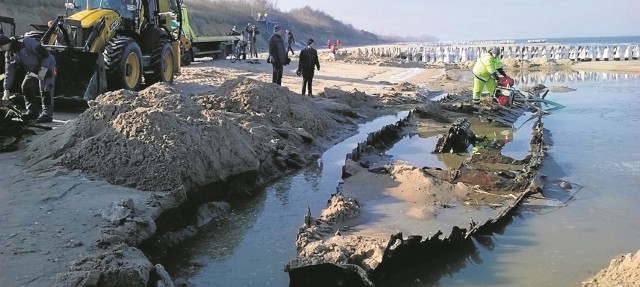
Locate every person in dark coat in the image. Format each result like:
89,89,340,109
0,34,56,123
297,38,320,96
286,30,295,56
268,25,288,85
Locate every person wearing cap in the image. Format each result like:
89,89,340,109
297,38,320,96
268,25,288,85
471,46,508,105
0,34,56,123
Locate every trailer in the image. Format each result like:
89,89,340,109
179,6,240,65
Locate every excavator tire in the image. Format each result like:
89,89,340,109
104,36,143,91
145,40,175,85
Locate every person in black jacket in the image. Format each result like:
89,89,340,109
297,39,320,96
268,25,288,85
286,30,295,56
0,34,56,123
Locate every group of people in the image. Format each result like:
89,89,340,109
327,39,341,54
0,23,504,122
228,23,261,59
268,25,320,96
0,24,510,123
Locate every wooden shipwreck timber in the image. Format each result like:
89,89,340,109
285,93,552,286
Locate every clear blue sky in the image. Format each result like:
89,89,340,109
274,0,639,41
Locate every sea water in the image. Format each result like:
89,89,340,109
435,71,640,286
164,70,640,287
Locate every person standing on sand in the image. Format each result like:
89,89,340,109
297,38,320,96
245,23,260,58
286,30,295,56
268,25,288,85
0,34,56,123
471,46,508,105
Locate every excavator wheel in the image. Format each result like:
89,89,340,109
104,36,143,91
145,40,175,85
181,47,193,66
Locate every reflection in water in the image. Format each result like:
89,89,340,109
386,115,535,170
302,159,323,193
434,71,640,287
514,70,637,85
510,70,639,86
166,112,411,286
157,189,269,277
378,210,527,287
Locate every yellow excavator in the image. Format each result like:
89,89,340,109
39,0,183,100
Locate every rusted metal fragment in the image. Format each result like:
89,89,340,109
288,107,548,286
0,101,48,152
434,118,474,153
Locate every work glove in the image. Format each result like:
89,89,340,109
2,90,10,101
37,67,48,81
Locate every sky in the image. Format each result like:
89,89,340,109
273,0,639,41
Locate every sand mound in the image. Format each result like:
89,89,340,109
25,80,344,192
203,77,337,137
583,250,640,286
25,84,259,191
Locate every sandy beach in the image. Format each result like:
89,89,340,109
1,49,639,286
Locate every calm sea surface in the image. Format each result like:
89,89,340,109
519,35,640,45
494,35,640,46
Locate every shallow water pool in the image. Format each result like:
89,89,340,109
165,71,640,286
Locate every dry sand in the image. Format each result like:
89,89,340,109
0,48,638,286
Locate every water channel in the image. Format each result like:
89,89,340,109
165,70,640,286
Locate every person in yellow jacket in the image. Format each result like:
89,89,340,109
472,47,508,104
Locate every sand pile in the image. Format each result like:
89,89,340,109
583,250,640,286
289,193,386,273
25,84,260,191
202,77,338,137
25,79,344,192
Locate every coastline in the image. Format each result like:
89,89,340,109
572,60,640,74
0,45,639,286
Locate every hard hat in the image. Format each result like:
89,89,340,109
491,46,500,56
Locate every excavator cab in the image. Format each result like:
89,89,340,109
39,0,181,100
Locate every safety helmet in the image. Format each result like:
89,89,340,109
491,46,501,56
